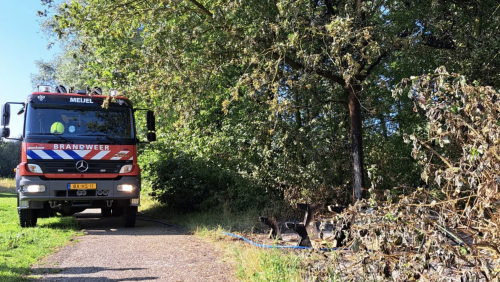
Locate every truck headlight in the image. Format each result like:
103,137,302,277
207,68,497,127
117,184,136,192
22,184,46,193
119,165,133,174
27,164,43,173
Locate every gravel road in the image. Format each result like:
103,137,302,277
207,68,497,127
32,209,235,282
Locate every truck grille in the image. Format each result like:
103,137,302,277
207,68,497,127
29,160,131,174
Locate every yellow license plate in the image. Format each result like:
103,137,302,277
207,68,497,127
69,183,96,190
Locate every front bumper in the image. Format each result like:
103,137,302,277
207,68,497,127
18,176,141,208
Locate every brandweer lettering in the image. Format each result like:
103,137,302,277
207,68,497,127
53,144,110,150
69,97,93,103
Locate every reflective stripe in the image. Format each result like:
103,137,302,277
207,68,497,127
65,150,84,160
25,149,127,160
43,150,63,160
31,150,52,160
27,150,41,159
53,150,78,160
91,151,110,160
73,150,91,158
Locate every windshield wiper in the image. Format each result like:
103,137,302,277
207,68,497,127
29,133,74,144
77,134,121,144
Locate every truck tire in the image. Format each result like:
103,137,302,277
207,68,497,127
18,196,38,228
112,207,123,217
101,207,112,217
19,209,38,228
123,206,137,228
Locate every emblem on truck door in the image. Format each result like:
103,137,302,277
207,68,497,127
76,160,89,172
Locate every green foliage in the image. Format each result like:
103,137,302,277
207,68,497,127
33,0,500,279
30,43,98,90
0,140,21,178
38,0,500,210
141,144,276,213
236,249,304,282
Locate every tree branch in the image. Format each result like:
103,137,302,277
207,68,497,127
421,37,455,50
316,68,346,85
324,0,336,15
111,0,146,10
361,51,387,78
293,98,348,109
187,0,213,17
271,53,345,85
417,138,453,169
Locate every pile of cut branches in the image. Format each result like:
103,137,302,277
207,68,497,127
302,68,500,281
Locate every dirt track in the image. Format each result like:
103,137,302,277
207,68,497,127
32,209,235,282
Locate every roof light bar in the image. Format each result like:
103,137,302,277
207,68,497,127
38,85,51,92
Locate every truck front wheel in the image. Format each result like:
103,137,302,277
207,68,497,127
112,207,123,217
101,207,112,217
19,209,38,228
18,196,38,228
123,206,137,228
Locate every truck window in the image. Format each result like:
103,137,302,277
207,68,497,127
25,106,134,139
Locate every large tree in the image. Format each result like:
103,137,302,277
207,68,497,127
41,0,500,203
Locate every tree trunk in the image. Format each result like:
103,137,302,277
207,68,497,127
350,0,365,201
348,85,365,200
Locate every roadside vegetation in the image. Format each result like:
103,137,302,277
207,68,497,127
30,0,500,280
0,178,16,193
0,178,81,282
0,140,20,178
140,195,307,281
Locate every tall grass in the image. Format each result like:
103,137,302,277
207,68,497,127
0,177,15,193
140,191,261,232
234,247,304,282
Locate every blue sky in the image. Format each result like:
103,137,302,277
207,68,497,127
0,1,60,138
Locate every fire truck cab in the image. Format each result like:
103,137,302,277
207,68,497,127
1,86,156,228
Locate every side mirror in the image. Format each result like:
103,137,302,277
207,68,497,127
147,110,156,131
147,132,156,142
1,103,10,126
1,127,10,138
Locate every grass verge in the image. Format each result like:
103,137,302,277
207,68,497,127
0,178,81,281
140,195,307,281
233,247,305,282
0,178,16,193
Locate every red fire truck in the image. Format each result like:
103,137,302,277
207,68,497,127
1,86,156,228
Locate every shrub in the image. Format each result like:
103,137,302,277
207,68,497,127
142,149,275,213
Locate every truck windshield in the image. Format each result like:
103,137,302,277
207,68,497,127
25,106,134,140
